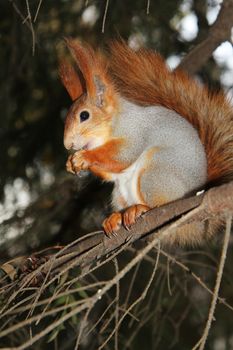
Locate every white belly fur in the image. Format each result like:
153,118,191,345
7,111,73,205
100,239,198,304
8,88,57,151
111,156,144,208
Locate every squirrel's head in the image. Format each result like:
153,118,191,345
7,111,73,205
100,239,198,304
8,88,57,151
59,39,118,151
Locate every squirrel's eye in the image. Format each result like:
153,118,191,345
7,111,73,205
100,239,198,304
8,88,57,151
80,110,90,122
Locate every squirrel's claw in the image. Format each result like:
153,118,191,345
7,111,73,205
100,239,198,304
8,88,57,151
122,204,150,229
102,212,122,238
102,204,150,238
66,155,76,174
66,151,89,175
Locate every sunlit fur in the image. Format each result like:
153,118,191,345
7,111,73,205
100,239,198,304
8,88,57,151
64,94,115,151
60,39,233,246
62,39,119,151
59,59,84,101
109,41,233,186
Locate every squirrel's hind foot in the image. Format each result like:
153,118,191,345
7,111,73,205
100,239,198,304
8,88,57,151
102,204,150,237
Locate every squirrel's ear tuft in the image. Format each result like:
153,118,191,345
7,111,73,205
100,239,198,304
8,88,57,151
93,75,106,107
59,59,84,101
64,38,95,95
64,38,117,109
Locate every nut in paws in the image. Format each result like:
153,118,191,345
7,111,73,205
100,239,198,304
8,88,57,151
66,151,89,175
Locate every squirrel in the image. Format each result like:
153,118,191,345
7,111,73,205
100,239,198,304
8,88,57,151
59,38,233,246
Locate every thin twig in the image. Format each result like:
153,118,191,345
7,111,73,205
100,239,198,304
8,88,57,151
102,0,109,33
34,0,43,22
146,0,150,14
124,259,141,309
2,282,105,317
1,183,233,348
192,214,232,350
8,0,31,31
25,0,36,55
98,242,161,350
87,299,116,337
75,307,91,350
157,249,233,313
166,257,172,296
114,258,119,350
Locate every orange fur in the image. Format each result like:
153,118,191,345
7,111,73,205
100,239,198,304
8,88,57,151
65,38,116,105
66,138,128,180
65,38,96,97
85,165,112,181
102,212,122,237
109,41,233,185
59,59,84,101
60,39,233,243
103,204,150,236
84,139,130,176
137,167,147,205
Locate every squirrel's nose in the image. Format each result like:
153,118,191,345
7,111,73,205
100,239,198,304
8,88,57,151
64,139,74,150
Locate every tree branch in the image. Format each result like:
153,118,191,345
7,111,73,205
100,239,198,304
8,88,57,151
1,181,233,294
177,0,233,74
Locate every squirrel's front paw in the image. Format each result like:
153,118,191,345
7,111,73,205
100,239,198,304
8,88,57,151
66,151,89,175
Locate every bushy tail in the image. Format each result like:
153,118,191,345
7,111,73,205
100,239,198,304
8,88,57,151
109,41,233,185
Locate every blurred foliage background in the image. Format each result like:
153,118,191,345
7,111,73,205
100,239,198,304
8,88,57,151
1,0,233,349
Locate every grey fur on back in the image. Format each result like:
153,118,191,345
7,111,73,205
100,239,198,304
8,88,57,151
112,98,207,198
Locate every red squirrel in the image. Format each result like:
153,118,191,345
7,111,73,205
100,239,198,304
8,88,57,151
59,39,233,245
